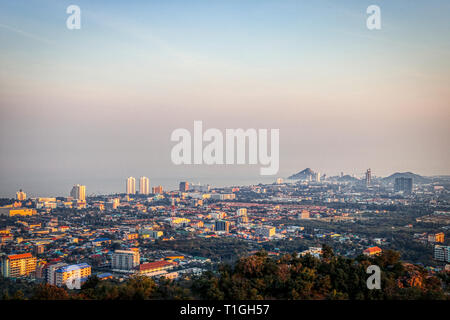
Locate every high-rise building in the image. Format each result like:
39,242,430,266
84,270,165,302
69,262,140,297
126,177,136,194
16,189,26,201
215,220,230,232
1,252,37,278
70,184,86,201
139,176,150,195
428,232,445,243
365,169,371,187
394,177,413,194
179,181,189,192
152,186,163,194
434,245,450,263
111,250,140,271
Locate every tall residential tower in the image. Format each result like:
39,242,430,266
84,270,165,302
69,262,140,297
126,177,136,194
365,169,371,187
139,177,150,195
70,184,86,201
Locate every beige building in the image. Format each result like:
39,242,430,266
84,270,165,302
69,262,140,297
126,177,136,194
139,176,150,195
111,249,140,271
152,185,163,194
0,207,36,217
70,184,86,201
54,263,91,287
1,253,37,278
136,260,175,276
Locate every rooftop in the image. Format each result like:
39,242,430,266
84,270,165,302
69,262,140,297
138,261,174,271
7,253,33,260
55,263,91,273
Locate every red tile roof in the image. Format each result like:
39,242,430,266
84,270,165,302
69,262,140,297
138,260,174,271
8,252,33,260
364,246,382,254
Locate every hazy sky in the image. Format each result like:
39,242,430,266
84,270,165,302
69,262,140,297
1,0,449,197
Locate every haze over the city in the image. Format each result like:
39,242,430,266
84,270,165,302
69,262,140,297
1,0,449,197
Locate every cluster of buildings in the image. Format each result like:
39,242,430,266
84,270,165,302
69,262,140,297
0,244,198,286
126,177,165,195
1,171,449,288
0,252,91,287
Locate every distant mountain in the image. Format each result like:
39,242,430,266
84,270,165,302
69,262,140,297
338,175,360,182
287,168,316,180
382,172,431,184
328,174,360,183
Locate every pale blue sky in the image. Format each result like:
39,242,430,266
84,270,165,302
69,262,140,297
1,1,449,196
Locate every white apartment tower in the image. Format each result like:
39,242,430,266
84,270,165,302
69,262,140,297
16,189,27,201
126,177,136,194
139,176,150,195
70,184,86,201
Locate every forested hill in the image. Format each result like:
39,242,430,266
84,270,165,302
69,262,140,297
1,248,448,300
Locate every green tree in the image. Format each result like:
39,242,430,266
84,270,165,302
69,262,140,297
118,276,156,300
32,284,70,300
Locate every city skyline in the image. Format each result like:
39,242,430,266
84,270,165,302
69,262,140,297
2,165,449,197
3,167,446,199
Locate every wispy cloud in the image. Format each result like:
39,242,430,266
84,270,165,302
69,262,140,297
0,23,54,45
84,10,238,73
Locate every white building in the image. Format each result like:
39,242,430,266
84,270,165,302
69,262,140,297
70,184,86,201
210,193,236,200
139,176,150,195
111,250,140,271
434,245,450,262
46,262,68,285
126,177,136,195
